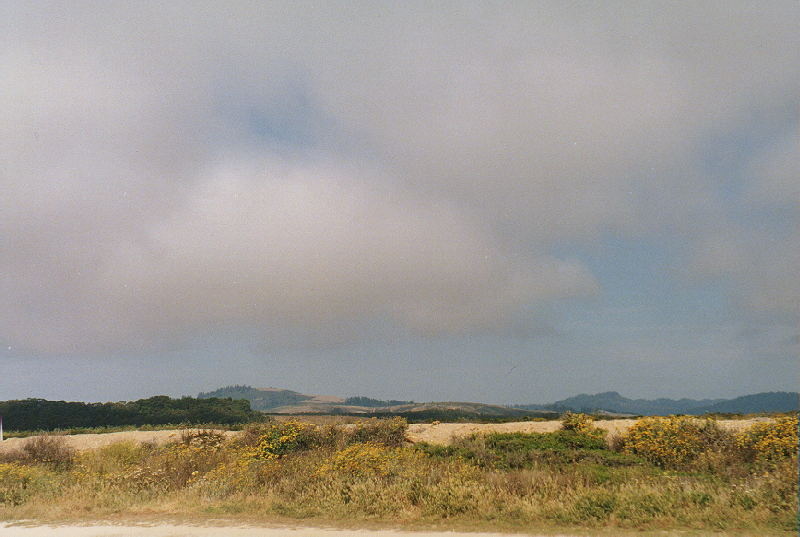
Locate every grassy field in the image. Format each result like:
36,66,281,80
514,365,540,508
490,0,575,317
0,414,796,535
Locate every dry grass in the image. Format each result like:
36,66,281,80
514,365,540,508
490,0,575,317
0,416,795,534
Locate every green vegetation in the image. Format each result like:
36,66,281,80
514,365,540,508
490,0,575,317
0,415,795,534
197,385,312,411
2,423,253,439
0,396,266,432
342,396,414,407
313,408,555,423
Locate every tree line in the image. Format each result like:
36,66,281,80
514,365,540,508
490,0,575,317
0,396,266,431
343,396,414,407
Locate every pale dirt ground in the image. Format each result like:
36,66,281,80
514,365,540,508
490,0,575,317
0,430,240,454
404,417,770,445
0,418,773,453
0,523,588,537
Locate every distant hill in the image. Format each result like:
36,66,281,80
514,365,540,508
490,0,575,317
197,386,556,418
198,385,315,411
551,391,724,415
389,401,544,417
344,396,414,407
199,385,798,418
688,392,799,414
516,391,798,416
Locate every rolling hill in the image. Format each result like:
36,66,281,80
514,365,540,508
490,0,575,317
689,392,799,414
197,386,556,417
199,386,798,417
516,391,798,416
197,385,316,411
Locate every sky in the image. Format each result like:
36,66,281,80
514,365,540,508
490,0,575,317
1,1,798,404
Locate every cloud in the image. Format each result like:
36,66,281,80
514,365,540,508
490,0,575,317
687,119,799,316
1,1,798,353
689,226,799,316
3,153,598,353
746,125,800,206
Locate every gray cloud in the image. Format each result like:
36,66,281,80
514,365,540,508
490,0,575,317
2,1,798,354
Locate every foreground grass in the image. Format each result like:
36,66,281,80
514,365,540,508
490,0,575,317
0,416,796,535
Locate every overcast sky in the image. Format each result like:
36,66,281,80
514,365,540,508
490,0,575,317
2,1,798,404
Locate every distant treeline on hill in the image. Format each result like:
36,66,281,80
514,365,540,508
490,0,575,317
512,391,799,416
0,396,266,431
344,396,414,407
198,385,312,411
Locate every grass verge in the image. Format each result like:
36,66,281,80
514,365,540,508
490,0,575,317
0,415,795,535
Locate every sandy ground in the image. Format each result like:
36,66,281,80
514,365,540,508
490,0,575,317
0,524,580,537
0,417,773,454
405,417,770,445
0,429,240,454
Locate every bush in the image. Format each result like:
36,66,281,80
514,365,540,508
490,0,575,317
316,442,401,477
22,435,74,467
348,417,408,447
0,463,50,505
487,431,607,451
735,416,798,463
73,440,150,476
622,416,728,469
237,418,408,455
561,412,602,436
124,430,230,491
247,421,312,460
440,431,622,470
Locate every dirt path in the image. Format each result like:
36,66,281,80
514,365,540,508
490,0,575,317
0,523,579,537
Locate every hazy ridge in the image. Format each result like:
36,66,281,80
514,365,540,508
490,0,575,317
198,386,798,416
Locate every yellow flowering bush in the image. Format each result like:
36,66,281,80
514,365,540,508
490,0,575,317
316,442,414,477
0,463,48,505
246,420,310,461
196,448,268,496
622,416,722,468
561,412,603,437
736,416,798,463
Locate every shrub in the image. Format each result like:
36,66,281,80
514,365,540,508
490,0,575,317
0,463,49,505
179,429,227,449
236,418,408,457
735,416,798,463
561,412,602,436
488,430,607,451
348,417,408,447
316,442,399,477
442,431,618,470
130,430,230,490
622,416,726,469
22,435,74,467
248,420,313,460
73,440,150,476
607,432,626,452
